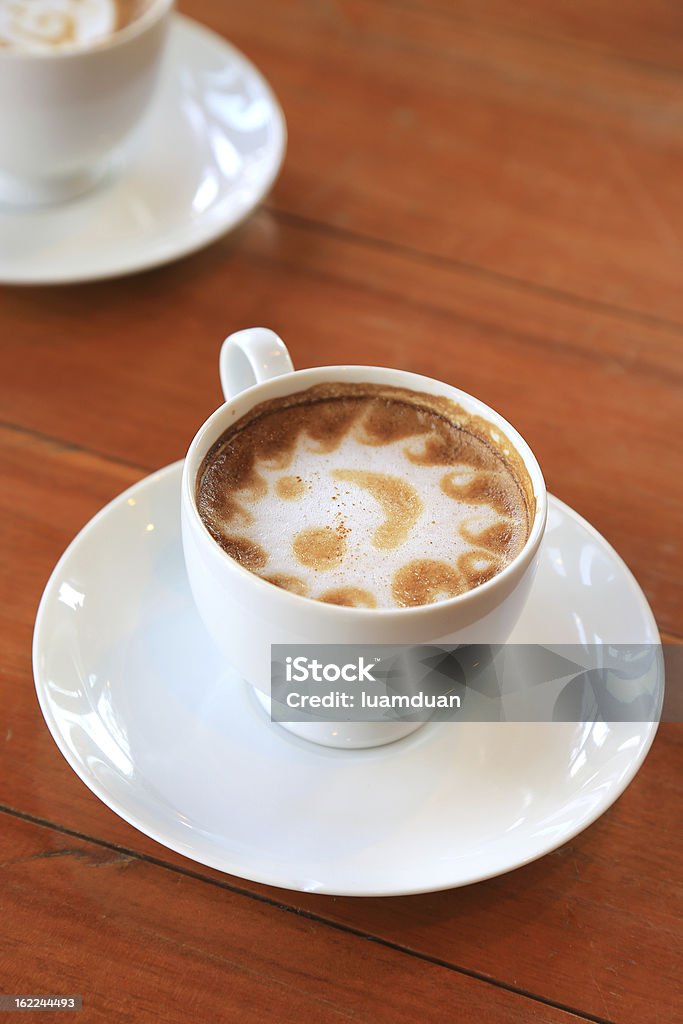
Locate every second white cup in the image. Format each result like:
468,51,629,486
0,0,173,206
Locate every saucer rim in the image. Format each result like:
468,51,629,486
0,15,287,286
32,461,661,896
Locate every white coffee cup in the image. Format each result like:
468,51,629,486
181,328,548,749
0,0,173,206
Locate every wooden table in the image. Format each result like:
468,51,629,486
1,1,681,1020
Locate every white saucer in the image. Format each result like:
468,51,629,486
33,463,660,896
0,16,285,285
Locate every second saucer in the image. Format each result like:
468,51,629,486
0,15,286,284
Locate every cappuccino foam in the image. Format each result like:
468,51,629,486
196,383,534,609
0,0,145,51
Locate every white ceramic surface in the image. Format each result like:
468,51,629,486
0,15,286,282
33,463,660,895
0,0,173,205
182,330,548,749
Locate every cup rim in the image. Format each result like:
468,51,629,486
0,0,173,61
182,364,548,619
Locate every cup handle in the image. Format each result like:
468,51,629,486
219,328,295,401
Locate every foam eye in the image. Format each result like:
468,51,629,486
441,469,511,518
460,517,515,553
264,574,309,596
391,560,464,607
438,466,478,487
276,476,306,501
292,526,347,571
458,549,502,586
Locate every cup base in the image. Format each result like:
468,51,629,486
251,685,426,750
0,162,110,208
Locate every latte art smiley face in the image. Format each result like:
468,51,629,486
196,383,534,609
0,0,145,51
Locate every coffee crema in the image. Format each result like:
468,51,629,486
196,383,535,609
0,0,148,51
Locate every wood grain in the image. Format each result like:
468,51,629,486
383,0,683,70
181,0,683,323
2,813,584,1024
